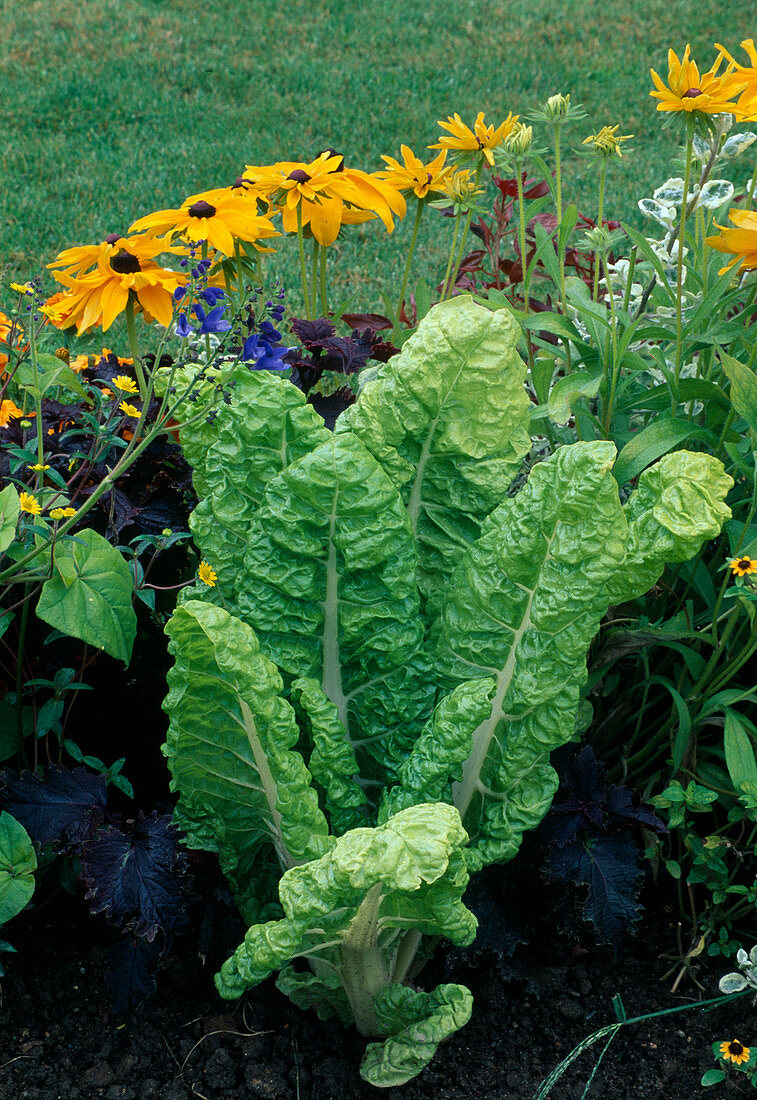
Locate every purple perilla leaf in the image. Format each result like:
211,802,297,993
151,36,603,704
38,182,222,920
80,812,191,940
545,834,644,944
0,765,106,848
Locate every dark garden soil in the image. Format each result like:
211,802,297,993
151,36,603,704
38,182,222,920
0,879,747,1100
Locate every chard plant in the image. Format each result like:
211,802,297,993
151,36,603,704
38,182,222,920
163,294,731,1087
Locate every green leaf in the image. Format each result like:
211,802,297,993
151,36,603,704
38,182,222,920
435,440,628,866
290,677,368,835
701,1069,726,1086
530,356,556,406
724,709,757,795
237,431,434,792
216,803,476,1008
164,601,333,923
360,983,473,1087
0,701,34,762
0,811,36,925
338,296,531,606
613,419,715,486
16,355,88,401
603,451,732,605
0,484,20,553
36,530,136,663
720,349,757,438
547,370,602,424
181,366,329,609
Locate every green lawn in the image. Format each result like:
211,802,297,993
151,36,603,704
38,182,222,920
1,0,751,315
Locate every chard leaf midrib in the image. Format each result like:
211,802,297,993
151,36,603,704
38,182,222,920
239,699,295,870
452,530,556,823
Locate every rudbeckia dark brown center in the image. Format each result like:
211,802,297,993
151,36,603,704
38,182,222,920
110,251,141,274
232,176,251,189
105,233,121,245
683,87,702,98
287,169,312,183
317,148,344,171
737,558,752,570
188,200,216,219
729,1042,745,1056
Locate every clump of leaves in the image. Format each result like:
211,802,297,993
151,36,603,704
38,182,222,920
540,746,666,943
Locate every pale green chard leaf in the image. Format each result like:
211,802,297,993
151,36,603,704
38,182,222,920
36,529,136,664
360,983,473,1088
435,441,628,866
216,803,475,1009
0,811,36,925
181,367,329,607
0,484,20,554
379,678,495,821
163,600,332,923
338,296,530,604
602,451,732,606
236,432,435,789
290,677,368,834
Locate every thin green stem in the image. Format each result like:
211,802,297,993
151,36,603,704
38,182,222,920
602,254,620,435
124,296,147,399
445,163,483,297
396,199,424,321
319,242,329,319
295,205,311,320
311,238,319,318
440,211,463,302
15,587,31,768
674,121,695,393
592,160,607,301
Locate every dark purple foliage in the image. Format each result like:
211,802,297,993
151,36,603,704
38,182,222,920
106,937,162,1018
540,747,665,943
0,765,107,848
80,812,191,941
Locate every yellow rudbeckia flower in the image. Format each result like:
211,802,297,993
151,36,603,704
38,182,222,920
378,146,450,199
706,209,757,274
649,45,744,115
430,111,519,167
130,191,280,257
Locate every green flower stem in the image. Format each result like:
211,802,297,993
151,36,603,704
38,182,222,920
674,120,695,391
440,210,463,303
14,585,32,769
592,159,607,301
515,164,535,371
621,246,637,312
311,237,320,318
553,124,566,311
234,242,245,315
124,296,147,399
444,162,483,300
602,254,620,435
319,241,329,319
295,205,311,320
396,199,424,321
746,154,757,209
26,315,45,479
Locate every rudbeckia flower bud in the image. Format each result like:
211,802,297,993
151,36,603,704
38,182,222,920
506,123,534,156
544,93,571,120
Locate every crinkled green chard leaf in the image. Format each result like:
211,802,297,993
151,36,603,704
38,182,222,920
433,441,629,868
337,296,530,610
602,451,732,606
361,982,473,1088
235,431,436,792
180,367,329,607
290,677,368,834
163,600,332,923
216,803,476,1059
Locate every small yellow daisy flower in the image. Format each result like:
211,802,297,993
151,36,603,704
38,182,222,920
720,1039,750,1065
112,375,138,394
119,401,141,418
10,281,33,295
49,507,77,520
27,463,50,472
19,491,42,515
198,560,217,587
730,556,757,577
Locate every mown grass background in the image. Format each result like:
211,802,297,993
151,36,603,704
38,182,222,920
1,0,750,316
